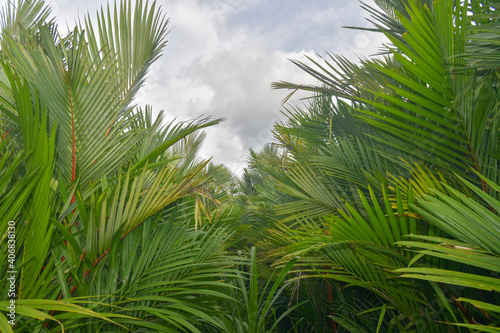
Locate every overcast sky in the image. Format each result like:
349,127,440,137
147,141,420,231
49,0,388,176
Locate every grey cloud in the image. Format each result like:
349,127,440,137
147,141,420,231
183,47,321,145
53,0,387,176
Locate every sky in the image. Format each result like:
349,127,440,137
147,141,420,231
49,0,388,176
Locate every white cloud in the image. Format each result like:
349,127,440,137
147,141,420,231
52,0,389,176
144,46,326,175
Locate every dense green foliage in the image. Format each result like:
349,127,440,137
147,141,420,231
0,0,499,332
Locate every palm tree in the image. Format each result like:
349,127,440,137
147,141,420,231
243,0,500,331
0,1,243,331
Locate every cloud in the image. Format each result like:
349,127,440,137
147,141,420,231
141,44,326,175
52,0,389,176
136,1,388,175
194,49,322,170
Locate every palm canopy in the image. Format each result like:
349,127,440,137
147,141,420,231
275,1,499,185
1,0,500,331
241,0,500,331
0,1,244,332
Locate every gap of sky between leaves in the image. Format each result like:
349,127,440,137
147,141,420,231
51,0,388,176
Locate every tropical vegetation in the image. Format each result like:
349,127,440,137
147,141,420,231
0,0,499,332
